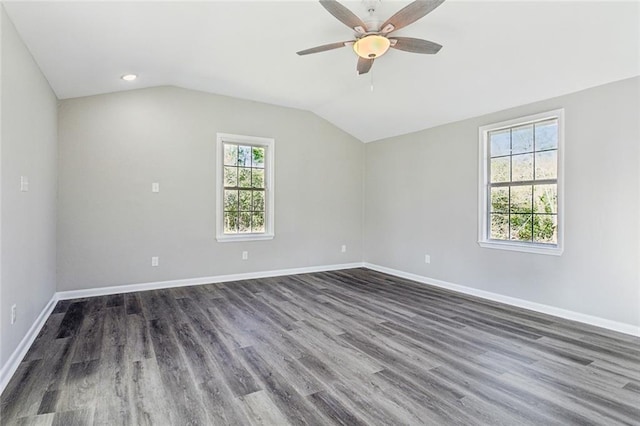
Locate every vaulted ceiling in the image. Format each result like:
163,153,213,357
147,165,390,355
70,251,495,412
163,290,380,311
4,1,639,142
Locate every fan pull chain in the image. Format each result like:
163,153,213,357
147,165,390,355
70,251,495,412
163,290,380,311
370,69,375,92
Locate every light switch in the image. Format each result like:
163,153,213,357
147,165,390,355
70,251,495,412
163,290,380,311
152,182,160,193
20,176,29,192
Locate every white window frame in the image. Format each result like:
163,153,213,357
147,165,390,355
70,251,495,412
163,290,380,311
216,133,275,242
478,109,564,256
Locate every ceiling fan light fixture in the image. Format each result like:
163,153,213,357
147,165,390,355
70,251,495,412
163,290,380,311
353,35,390,59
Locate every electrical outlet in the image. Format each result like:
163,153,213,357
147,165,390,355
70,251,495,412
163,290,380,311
20,176,29,192
151,256,159,267
242,251,249,260
11,304,17,325
152,182,160,193
341,245,347,253
425,254,431,264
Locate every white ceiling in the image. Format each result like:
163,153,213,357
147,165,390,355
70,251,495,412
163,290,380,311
4,0,639,142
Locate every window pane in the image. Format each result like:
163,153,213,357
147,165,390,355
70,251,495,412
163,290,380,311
224,211,238,234
490,214,508,240
512,153,534,182
238,168,252,188
534,184,557,214
239,212,251,233
252,147,265,168
512,124,533,154
533,214,557,244
510,214,533,241
489,129,510,157
219,136,273,240
535,150,557,180
252,168,265,189
490,157,510,183
239,190,252,211
252,191,265,212
510,185,532,213
238,146,252,167
481,114,561,250
252,212,265,233
490,187,509,213
224,166,237,187
224,144,237,166
224,190,238,212
535,120,558,151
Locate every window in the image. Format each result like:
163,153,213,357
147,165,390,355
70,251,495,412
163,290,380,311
478,109,564,255
216,133,274,242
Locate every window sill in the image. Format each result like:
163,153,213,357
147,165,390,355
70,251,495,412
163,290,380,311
216,233,274,243
478,240,563,256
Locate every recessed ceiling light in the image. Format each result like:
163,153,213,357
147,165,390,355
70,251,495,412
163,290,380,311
121,74,137,81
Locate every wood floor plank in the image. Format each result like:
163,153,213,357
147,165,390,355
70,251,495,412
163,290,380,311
128,359,173,426
55,359,100,413
23,313,66,362
124,293,143,315
430,362,595,425
6,339,74,419
623,381,640,393
239,346,329,426
307,390,369,426
2,268,639,425
456,394,547,426
14,413,55,426
178,297,262,398
51,408,94,426
92,307,132,425
239,390,293,426
1,360,43,420
172,320,252,425
146,318,209,425
373,368,473,425
289,321,383,376
124,313,154,362
329,376,433,425
71,310,105,363
503,370,638,425
51,300,72,314
55,301,87,339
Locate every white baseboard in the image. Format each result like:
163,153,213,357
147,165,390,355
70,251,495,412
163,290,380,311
0,295,58,395
364,263,640,337
56,262,365,300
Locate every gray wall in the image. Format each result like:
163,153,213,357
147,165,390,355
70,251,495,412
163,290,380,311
1,7,58,366
57,86,364,291
365,76,640,326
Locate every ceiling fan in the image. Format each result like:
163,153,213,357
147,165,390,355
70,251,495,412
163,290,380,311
297,0,445,75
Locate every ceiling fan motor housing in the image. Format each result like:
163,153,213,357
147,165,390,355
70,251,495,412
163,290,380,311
362,18,382,33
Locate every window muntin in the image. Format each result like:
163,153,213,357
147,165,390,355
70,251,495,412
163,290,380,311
479,110,564,255
216,134,274,242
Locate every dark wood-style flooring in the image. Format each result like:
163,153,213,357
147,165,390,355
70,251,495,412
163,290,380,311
1,268,639,425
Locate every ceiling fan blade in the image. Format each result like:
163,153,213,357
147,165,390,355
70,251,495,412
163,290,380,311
380,0,446,34
390,37,442,54
357,57,374,75
297,41,352,56
319,0,367,33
